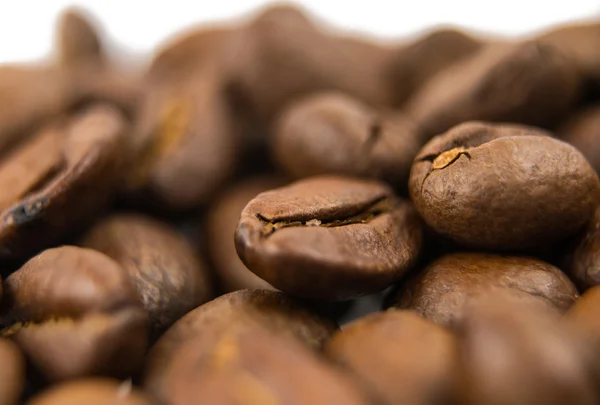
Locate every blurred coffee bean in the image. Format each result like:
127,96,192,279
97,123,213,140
389,252,578,327
538,22,600,87
273,92,420,187
0,105,126,258
326,310,458,405
0,339,25,405
409,121,600,250
562,206,600,291
57,8,103,69
407,41,580,139
235,176,423,300
0,246,147,381
558,104,600,174
456,292,596,405
81,213,213,338
206,176,285,292
389,28,483,106
567,286,600,385
26,379,153,405
147,320,369,405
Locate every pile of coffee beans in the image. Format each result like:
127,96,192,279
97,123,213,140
0,4,599,404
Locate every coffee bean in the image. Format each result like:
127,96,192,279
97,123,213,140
273,92,420,187
0,105,126,257
456,291,596,405
57,8,103,69
235,176,422,300
0,339,25,405
0,246,147,381
389,252,578,327
80,213,213,338
206,177,284,292
562,206,600,291
558,104,600,174
407,41,580,139
147,320,369,405
326,310,458,405
409,121,600,249
26,379,153,405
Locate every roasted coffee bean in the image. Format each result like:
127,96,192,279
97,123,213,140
146,320,368,405
236,5,395,121
389,252,578,327
326,310,458,405
26,379,153,405
57,8,103,69
538,22,600,86
558,104,600,174
563,206,600,291
0,339,25,405
567,286,600,386
235,176,423,300
273,92,420,187
456,292,596,405
206,177,285,292
0,104,126,257
409,121,600,250
407,41,580,139
81,213,213,338
0,246,147,381
389,28,483,106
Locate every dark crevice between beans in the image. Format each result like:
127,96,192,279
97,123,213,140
256,196,398,238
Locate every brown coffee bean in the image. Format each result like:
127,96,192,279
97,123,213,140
206,177,285,292
147,320,369,405
26,379,153,405
558,104,600,174
538,22,600,86
456,292,596,405
0,246,147,381
80,213,213,338
389,253,578,327
235,176,423,300
273,92,420,187
0,104,126,257
326,310,458,405
0,339,25,405
562,206,600,291
57,8,103,69
389,28,483,106
409,121,600,250
407,41,580,139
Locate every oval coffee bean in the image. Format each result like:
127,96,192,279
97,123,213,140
81,213,213,338
409,121,600,249
273,92,420,187
26,379,153,405
558,104,600,174
147,321,369,405
407,41,580,139
0,246,147,381
0,104,127,257
0,339,25,405
235,175,423,300
326,310,458,405
206,176,284,292
389,28,482,106
456,292,596,405
389,252,578,327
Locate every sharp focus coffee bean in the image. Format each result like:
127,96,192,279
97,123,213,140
409,121,600,250
389,252,579,327
0,246,147,381
407,41,581,139
81,213,213,338
235,176,423,300
206,176,285,292
558,104,600,174
456,292,597,405
0,339,25,405
326,310,458,405
273,92,420,187
25,379,154,405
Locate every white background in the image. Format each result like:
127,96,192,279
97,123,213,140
0,0,599,64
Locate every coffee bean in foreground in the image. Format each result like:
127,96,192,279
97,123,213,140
235,175,422,300
26,379,153,405
0,339,25,405
409,121,600,250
